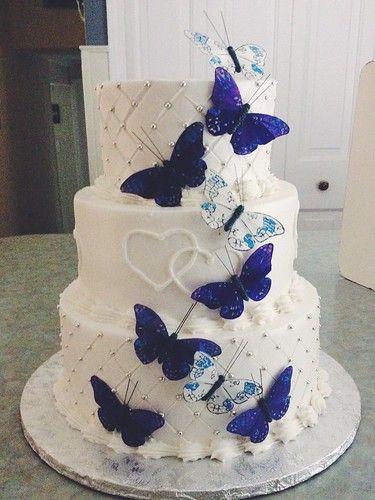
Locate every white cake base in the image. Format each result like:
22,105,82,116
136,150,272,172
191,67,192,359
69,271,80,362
20,351,360,499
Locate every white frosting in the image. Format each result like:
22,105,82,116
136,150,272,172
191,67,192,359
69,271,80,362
73,181,299,322
54,276,328,462
97,79,278,199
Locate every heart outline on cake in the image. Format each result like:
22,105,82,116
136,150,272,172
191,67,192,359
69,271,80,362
124,228,206,292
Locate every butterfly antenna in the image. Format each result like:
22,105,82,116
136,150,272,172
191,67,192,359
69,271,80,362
226,341,249,375
131,130,164,162
246,73,271,105
174,302,197,336
224,245,236,275
259,368,263,391
204,10,227,47
220,11,231,46
215,251,232,277
127,380,139,405
240,165,245,204
223,340,243,377
248,81,274,107
141,126,165,161
123,377,131,405
234,163,242,203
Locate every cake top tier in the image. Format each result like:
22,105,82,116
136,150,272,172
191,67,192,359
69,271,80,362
96,77,278,204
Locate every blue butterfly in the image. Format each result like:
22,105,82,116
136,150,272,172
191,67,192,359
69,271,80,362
183,351,262,414
191,243,273,320
201,169,285,251
227,366,293,443
120,122,207,207
90,375,165,447
133,304,222,380
184,30,266,80
206,67,289,155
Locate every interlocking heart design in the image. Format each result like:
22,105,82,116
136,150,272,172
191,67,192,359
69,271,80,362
124,229,213,293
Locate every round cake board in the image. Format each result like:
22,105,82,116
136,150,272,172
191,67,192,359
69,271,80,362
20,351,360,499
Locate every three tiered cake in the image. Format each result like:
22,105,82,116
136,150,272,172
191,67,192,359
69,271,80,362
54,48,331,461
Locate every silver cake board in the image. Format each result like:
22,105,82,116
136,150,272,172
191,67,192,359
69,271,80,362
20,351,361,499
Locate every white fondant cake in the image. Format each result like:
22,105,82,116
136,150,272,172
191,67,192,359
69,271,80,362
54,75,331,462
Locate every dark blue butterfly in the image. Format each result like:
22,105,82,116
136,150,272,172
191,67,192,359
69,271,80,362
133,304,222,380
90,375,165,447
191,243,273,320
120,122,207,207
206,67,289,155
227,366,293,443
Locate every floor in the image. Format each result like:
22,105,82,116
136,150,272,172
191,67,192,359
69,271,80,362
0,229,373,499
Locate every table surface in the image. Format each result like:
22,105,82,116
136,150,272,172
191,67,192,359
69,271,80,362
0,231,374,500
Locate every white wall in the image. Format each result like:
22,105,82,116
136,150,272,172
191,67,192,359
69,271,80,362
105,0,375,209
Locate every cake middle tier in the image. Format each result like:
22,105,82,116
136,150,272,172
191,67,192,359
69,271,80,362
73,180,299,322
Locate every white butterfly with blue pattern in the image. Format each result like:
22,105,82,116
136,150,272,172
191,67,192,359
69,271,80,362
184,30,266,80
183,351,262,414
201,169,285,251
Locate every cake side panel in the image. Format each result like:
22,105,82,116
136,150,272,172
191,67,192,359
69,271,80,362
96,79,277,199
73,182,298,321
55,278,327,461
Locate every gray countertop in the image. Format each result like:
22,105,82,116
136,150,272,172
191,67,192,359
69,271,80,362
0,231,374,499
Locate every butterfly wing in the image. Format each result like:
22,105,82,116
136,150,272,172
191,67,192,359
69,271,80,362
120,166,183,207
228,212,285,251
239,243,273,301
90,376,123,432
121,409,165,448
201,169,238,230
191,282,244,319
183,351,218,402
222,379,263,405
206,68,243,136
184,30,236,73
266,366,293,420
133,304,169,364
206,386,235,414
231,113,290,155
178,338,222,359
235,44,266,79
227,406,269,443
169,122,207,188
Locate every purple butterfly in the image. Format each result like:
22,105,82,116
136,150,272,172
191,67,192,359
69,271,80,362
133,304,222,380
206,67,289,155
120,122,207,207
227,366,293,443
191,243,273,320
90,376,165,447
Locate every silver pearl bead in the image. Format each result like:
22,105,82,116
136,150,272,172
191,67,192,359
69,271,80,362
126,337,132,343
116,82,121,88
176,394,182,400
246,351,253,357
180,81,187,87
164,102,172,109
151,123,157,130
111,388,117,393
110,107,115,112
231,338,237,344
169,141,175,147
159,376,165,382
194,411,200,417
131,101,138,107
276,345,281,350
177,431,183,436
288,324,293,330
159,412,165,418
196,105,203,112
127,160,132,166
144,81,151,87
214,430,221,435
142,394,148,400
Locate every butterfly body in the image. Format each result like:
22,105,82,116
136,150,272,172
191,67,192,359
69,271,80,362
206,68,289,155
90,375,165,447
120,122,206,207
184,352,262,414
201,169,285,251
192,243,273,319
134,304,222,380
184,30,266,80
227,366,293,443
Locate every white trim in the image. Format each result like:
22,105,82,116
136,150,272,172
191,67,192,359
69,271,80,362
80,45,109,184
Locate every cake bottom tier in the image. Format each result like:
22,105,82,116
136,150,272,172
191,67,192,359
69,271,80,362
54,276,331,462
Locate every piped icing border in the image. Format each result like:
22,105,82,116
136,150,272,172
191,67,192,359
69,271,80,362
61,271,306,329
53,368,331,462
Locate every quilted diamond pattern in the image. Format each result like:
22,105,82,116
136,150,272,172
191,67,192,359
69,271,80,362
97,79,277,197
